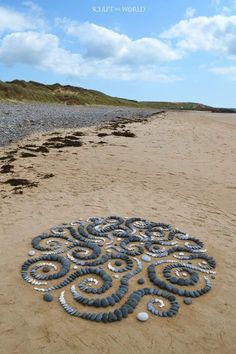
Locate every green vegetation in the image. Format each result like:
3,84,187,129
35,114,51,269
0,80,234,112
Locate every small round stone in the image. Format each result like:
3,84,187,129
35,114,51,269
43,293,53,302
137,312,149,321
28,250,35,256
211,275,216,279
184,298,192,305
42,266,50,273
74,265,78,270
141,255,151,262
114,274,119,279
137,278,145,285
114,260,121,267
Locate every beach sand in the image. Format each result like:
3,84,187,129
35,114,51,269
0,110,235,354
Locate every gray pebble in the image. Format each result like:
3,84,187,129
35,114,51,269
184,298,192,305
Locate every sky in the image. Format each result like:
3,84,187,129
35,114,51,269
0,0,235,107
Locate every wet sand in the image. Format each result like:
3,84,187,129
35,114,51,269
0,110,235,354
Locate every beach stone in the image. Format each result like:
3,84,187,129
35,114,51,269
184,298,192,305
137,278,145,285
137,312,149,322
141,255,151,262
42,266,50,273
43,293,53,302
28,250,35,256
115,260,122,266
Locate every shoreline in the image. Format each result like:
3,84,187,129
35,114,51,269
0,112,163,197
1,101,235,148
0,102,162,147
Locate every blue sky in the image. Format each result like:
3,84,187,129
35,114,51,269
0,0,235,107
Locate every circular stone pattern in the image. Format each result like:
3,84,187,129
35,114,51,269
137,312,149,321
21,216,217,323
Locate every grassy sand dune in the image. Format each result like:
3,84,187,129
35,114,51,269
0,80,234,112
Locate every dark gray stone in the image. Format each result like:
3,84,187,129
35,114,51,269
184,298,192,305
43,293,53,302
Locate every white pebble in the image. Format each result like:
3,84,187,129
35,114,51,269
141,255,151,262
28,250,35,256
137,312,149,322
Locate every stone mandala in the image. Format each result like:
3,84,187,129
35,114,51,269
21,216,217,323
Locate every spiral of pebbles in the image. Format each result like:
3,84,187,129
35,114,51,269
21,216,217,323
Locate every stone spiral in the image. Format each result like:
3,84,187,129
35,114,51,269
21,216,216,323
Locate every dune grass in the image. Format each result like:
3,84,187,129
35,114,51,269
0,80,233,112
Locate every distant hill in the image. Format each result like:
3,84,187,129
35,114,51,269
0,80,234,113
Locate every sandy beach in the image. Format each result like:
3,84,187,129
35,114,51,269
0,109,236,354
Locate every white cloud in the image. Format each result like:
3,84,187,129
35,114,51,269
56,19,130,59
1,5,236,82
185,7,196,19
0,8,179,82
56,18,181,63
210,65,236,79
222,1,236,14
0,5,45,33
0,31,55,65
0,6,34,32
0,31,83,75
161,15,236,58
0,30,181,81
119,37,180,64
23,1,42,14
